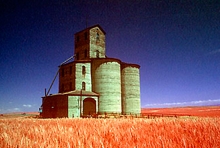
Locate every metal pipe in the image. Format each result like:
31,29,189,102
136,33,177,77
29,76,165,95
46,69,59,96
46,56,74,96
60,56,74,66
41,55,74,107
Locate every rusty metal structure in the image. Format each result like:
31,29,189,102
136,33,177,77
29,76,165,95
40,25,141,118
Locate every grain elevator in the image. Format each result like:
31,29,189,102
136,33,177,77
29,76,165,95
41,25,140,118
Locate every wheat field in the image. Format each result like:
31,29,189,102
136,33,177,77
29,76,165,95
0,117,220,148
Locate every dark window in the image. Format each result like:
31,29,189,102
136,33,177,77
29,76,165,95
62,68,64,77
84,32,87,40
84,49,87,58
77,35,80,42
82,66,86,75
82,82,85,90
69,66,72,75
96,33,99,40
96,50,99,58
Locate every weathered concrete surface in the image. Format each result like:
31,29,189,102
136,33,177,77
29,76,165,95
42,25,140,118
93,59,122,113
121,65,140,115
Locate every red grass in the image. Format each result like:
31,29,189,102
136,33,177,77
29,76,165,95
1,117,220,147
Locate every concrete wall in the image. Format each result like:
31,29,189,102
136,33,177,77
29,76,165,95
92,58,122,114
42,95,99,118
74,25,106,60
121,64,141,115
68,96,80,118
68,95,99,117
75,62,92,91
89,27,105,58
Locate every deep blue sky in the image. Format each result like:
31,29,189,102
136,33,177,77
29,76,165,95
1,0,220,113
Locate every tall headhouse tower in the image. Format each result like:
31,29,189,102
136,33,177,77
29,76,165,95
41,25,141,118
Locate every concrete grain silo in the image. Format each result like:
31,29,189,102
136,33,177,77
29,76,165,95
121,64,141,115
41,24,141,118
92,58,122,114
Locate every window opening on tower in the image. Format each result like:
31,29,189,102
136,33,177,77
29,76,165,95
96,33,99,40
82,66,86,75
96,50,99,58
82,82,86,90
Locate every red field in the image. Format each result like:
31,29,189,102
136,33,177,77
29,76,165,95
0,106,220,147
142,106,220,117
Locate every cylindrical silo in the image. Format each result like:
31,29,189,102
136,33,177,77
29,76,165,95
121,63,140,115
92,58,122,114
